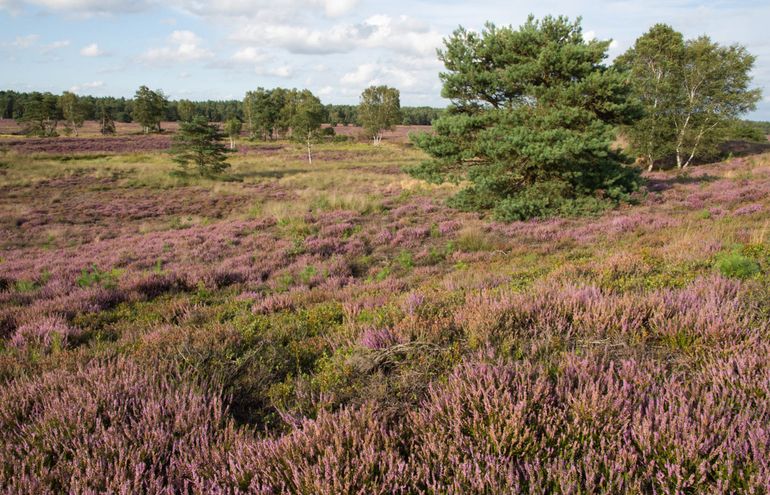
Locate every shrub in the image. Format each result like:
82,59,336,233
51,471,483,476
715,251,760,279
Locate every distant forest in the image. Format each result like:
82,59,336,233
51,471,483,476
0,90,442,126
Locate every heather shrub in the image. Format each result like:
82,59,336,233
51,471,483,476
234,403,410,494
0,357,231,493
407,351,770,492
9,315,81,352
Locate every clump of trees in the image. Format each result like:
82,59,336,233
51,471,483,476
243,88,286,140
1,90,443,132
133,86,168,134
16,93,62,137
58,91,88,136
617,24,761,170
410,16,641,221
284,90,324,164
169,116,232,177
242,88,324,162
97,103,116,135
358,85,401,145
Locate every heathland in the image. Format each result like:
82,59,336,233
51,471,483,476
1,116,770,492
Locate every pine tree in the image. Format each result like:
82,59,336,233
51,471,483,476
409,16,641,221
170,116,232,177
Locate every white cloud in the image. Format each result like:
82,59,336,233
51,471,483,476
80,42,104,56
319,0,356,17
69,80,104,93
0,0,20,13
139,30,212,64
256,65,292,78
168,0,358,19
231,46,268,63
341,62,419,89
231,14,443,57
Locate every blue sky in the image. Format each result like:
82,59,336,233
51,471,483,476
1,0,768,119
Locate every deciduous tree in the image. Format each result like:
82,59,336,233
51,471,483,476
177,99,196,122
618,25,762,169
133,86,167,134
614,25,683,171
17,93,60,137
284,89,324,164
358,85,401,145
59,91,87,136
224,118,242,149
97,102,116,135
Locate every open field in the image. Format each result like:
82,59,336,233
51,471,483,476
2,129,770,492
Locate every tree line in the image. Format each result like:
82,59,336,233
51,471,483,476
0,89,441,137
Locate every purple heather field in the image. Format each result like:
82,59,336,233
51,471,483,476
1,128,770,494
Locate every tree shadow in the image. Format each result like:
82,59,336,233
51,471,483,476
719,139,770,158
646,173,719,192
232,168,311,180
646,139,770,171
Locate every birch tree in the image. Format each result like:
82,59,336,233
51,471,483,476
673,37,760,168
59,91,87,136
358,85,401,145
615,25,682,171
619,26,761,170
284,89,323,164
224,118,242,149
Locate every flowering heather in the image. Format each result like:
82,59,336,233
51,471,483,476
1,138,770,492
9,315,80,351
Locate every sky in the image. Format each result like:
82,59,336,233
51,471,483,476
0,0,769,119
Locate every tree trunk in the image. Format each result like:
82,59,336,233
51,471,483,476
307,132,312,165
230,137,235,149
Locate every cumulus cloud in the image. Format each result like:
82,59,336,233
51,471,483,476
80,42,104,56
231,46,268,63
341,62,418,89
139,30,212,64
231,14,443,56
260,65,292,77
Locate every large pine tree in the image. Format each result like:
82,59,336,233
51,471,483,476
410,15,641,221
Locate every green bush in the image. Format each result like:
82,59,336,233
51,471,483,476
715,251,760,279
